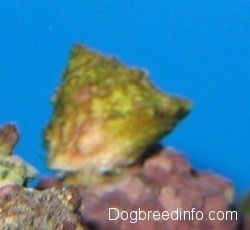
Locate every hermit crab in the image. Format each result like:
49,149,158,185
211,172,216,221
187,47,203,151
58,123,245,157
45,45,191,184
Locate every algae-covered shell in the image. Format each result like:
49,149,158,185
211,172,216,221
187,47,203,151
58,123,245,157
0,124,38,186
45,45,191,173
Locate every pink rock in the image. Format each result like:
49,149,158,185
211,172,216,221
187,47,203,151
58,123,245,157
119,176,150,203
242,215,250,230
142,152,173,184
0,184,21,197
164,148,191,174
63,147,238,229
37,177,63,189
179,183,204,211
80,190,130,229
158,186,181,212
195,172,234,202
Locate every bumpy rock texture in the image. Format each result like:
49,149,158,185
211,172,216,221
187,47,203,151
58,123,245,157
0,123,87,229
0,185,86,229
78,148,237,230
39,147,240,230
44,45,191,182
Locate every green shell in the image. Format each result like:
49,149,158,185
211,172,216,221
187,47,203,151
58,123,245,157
45,45,191,175
0,124,37,186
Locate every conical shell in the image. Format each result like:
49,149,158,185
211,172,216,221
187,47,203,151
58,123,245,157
45,45,191,173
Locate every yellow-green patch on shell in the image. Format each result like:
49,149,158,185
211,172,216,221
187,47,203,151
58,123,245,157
45,45,191,174
0,124,37,186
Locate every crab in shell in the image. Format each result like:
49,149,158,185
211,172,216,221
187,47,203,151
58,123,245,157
44,45,191,184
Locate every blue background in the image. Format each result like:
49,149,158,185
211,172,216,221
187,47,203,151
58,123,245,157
0,1,249,197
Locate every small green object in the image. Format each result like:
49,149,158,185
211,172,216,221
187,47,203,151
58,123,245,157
45,45,191,181
0,124,37,186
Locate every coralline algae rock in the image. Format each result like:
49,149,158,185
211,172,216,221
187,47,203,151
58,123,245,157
39,147,238,230
78,148,237,230
0,124,37,186
45,45,191,182
0,185,86,229
0,125,86,229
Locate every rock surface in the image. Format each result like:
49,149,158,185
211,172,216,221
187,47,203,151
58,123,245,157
0,185,86,229
78,147,237,230
39,147,240,230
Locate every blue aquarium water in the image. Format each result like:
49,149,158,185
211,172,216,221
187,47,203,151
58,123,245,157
0,1,249,196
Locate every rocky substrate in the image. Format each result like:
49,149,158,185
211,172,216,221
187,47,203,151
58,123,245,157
2,146,250,229
0,185,85,230
37,147,248,230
